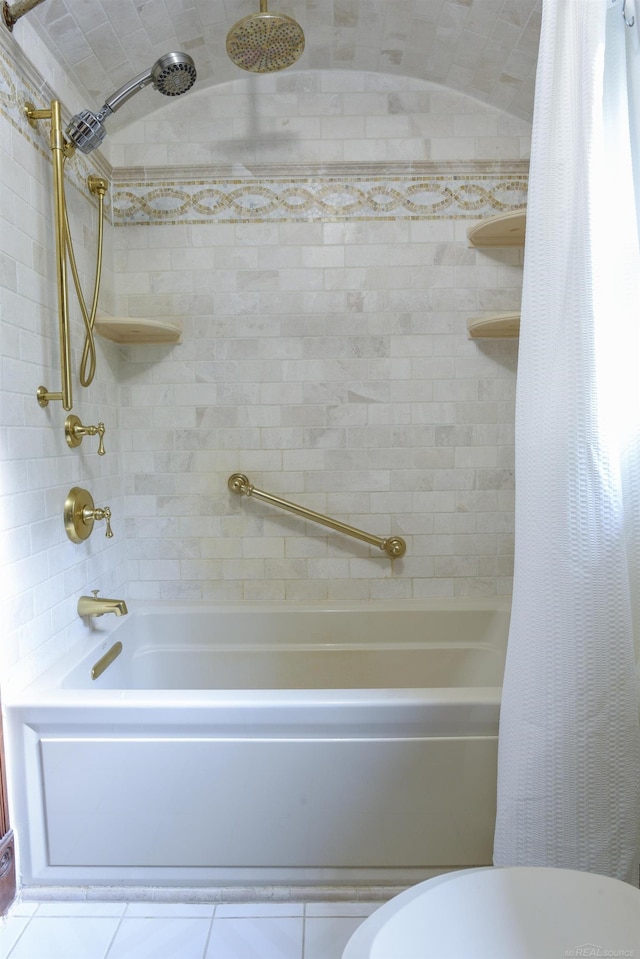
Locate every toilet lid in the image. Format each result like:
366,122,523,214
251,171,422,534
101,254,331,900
344,867,640,959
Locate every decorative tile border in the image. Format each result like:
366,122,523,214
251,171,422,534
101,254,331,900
111,171,527,226
2,36,527,228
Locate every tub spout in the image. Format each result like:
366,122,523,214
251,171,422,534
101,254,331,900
78,590,128,618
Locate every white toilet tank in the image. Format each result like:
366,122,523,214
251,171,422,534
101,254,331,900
343,866,640,959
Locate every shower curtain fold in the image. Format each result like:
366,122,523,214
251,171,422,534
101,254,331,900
493,0,640,885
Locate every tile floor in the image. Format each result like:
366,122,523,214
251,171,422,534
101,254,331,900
0,899,379,959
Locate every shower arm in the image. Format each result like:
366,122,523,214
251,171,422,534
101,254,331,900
228,473,407,559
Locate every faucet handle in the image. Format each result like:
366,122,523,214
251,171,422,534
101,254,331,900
94,422,106,456
65,415,106,456
65,487,114,542
91,506,113,538
91,589,100,598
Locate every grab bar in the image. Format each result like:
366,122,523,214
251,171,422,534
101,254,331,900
228,473,406,559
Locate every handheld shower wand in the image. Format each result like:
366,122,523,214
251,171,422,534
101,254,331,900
66,51,197,154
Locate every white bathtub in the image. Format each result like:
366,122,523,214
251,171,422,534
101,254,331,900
5,599,509,891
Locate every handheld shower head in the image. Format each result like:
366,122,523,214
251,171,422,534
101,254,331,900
66,52,197,155
150,51,198,97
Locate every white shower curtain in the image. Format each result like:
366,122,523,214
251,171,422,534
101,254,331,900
493,0,640,884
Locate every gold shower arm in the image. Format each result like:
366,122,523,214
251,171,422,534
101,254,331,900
228,473,407,559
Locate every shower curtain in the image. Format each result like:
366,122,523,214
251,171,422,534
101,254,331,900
493,0,640,884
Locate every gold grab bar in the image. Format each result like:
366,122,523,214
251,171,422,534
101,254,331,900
228,473,407,559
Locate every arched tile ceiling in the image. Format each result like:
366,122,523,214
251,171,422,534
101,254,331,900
27,0,541,124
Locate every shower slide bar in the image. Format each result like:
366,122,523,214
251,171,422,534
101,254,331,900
25,100,108,411
228,473,407,559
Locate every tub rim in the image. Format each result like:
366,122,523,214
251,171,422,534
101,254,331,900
6,596,511,706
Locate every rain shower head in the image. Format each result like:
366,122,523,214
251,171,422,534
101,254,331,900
226,0,305,74
66,52,197,154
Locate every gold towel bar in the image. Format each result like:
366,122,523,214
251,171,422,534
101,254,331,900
228,473,406,559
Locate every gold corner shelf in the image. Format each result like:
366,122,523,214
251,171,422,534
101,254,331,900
467,210,526,248
95,317,182,344
467,311,520,339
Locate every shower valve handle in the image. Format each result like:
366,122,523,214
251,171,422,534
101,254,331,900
84,505,113,538
65,415,106,455
64,487,114,542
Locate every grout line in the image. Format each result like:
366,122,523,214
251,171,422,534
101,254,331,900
200,912,217,959
5,914,32,959
102,913,125,959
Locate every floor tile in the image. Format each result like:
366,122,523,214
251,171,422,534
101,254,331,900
0,917,29,959
304,902,380,917
36,903,127,918
6,917,120,959
124,903,214,918
215,903,304,918
204,916,303,959
6,904,37,919
303,916,365,959
106,917,211,959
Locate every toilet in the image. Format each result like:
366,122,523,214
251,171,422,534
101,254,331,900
342,866,640,958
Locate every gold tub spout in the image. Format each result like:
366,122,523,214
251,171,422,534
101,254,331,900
78,590,128,618
228,472,407,559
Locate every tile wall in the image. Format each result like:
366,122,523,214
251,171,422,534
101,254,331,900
0,30,124,690
111,73,527,602
1,35,530,683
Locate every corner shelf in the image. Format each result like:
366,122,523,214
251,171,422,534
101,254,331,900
467,311,520,339
95,317,182,344
466,209,526,338
467,210,526,248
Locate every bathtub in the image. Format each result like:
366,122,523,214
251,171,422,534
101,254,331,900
5,598,509,892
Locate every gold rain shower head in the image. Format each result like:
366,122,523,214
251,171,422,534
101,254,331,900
226,0,305,74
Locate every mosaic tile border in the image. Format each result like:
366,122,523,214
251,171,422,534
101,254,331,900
2,36,527,228
111,172,527,225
